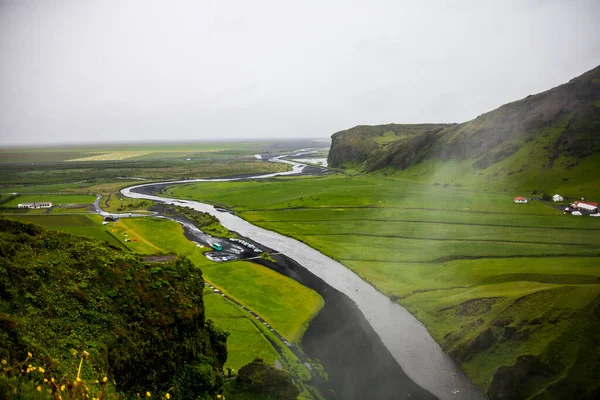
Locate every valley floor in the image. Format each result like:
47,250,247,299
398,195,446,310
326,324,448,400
165,173,600,399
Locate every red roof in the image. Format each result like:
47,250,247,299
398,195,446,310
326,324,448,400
514,196,526,200
573,201,598,207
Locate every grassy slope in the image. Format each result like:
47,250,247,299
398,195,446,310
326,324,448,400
0,220,228,398
388,135,600,200
165,174,600,396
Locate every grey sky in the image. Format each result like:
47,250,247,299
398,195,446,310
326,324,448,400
1,0,599,146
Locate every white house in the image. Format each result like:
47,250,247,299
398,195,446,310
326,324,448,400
552,194,563,202
17,202,52,209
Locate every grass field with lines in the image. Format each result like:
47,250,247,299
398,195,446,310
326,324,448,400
166,173,600,395
2,214,126,249
0,193,97,207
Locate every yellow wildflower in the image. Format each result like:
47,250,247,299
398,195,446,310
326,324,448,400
51,377,55,383
38,366,45,373
102,376,108,383
146,392,151,397
27,352,32,358
43,378,48,383
61,385,66,391
26,368,31,373
1,359,6,365
165,394,170,399
76,377,82,382
36,386,41,392
28,364,32,369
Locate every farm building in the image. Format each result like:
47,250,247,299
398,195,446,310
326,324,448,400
570,201,599,213
553,194,563,202
17,202,52,209
513,196,528,203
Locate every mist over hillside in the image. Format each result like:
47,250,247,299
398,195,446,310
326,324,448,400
328,65,600,194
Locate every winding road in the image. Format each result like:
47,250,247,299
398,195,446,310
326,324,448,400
120,153,484,400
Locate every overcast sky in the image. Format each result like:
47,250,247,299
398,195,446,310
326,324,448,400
0,0,599,146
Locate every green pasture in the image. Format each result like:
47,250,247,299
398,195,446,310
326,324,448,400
108,217,322,370
203,293,279,370
205,260,324,342
204,291,315,399
0,159,291,187
2,214,125,249
165,174,558,214
0,193,97,207
0,182,92,193
0,140,328,164
115,217,323,342
165,173,600,393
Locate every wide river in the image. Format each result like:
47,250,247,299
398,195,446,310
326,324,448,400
121,157,484,400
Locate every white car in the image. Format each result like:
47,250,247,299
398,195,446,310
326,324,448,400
571,211,583,216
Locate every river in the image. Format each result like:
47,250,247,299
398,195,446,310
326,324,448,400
121,156,484,400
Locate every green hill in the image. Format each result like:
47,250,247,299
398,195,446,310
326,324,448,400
0,218,228,399
328,65,600,197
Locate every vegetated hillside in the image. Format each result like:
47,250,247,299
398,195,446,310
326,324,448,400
0,219,228,399
328,65,600,194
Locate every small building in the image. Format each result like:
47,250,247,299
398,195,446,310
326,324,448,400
570,201,599,214
513,196,528,204
17,202,52,209
552,194,563,202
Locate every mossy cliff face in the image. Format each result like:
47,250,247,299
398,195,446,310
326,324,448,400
0,219,228,397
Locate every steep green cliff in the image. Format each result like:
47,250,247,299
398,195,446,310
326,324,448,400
0,219,228,399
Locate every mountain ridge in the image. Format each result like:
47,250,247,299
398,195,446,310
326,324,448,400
328,65,600,193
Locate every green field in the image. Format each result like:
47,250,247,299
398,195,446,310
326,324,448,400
0,141,314,164
113,217,324,342
203,292,279,370
0,193,97,207
0,140,330,189
165,173,600,396
2,214,126,249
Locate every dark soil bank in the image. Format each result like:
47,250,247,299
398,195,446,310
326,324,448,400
254,254,437,400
